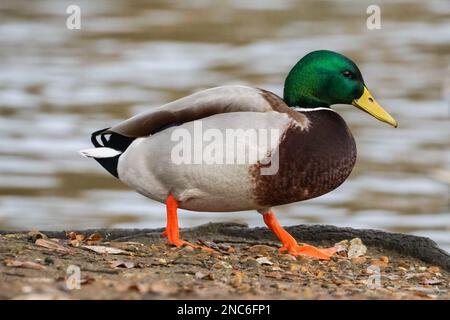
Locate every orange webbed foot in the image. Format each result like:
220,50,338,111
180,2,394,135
279,243,337,260
262,211,337,260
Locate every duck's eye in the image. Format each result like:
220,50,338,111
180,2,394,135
342,70,353,79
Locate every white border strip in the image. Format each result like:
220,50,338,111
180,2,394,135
292,107,336,112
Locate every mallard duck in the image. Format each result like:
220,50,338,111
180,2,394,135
80,50,397,260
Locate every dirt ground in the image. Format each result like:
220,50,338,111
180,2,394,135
0,223,449,300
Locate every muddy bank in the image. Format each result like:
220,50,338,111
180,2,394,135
0,223,449,300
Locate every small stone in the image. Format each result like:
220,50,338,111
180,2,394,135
370,256,389,268
427,266,440,273
195,271,207,279
351,256,367,265
347,238,367,259
181,246,195,253
256,257,273,265
227,246,236,253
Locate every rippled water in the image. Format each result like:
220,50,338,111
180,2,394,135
0,0,449,251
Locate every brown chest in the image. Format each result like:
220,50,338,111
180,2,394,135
249,110,357,207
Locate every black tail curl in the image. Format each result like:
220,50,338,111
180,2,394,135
90,128,135,178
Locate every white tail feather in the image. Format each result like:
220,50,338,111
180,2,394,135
79,147,122,158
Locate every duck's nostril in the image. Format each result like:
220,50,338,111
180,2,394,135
368,97,374,102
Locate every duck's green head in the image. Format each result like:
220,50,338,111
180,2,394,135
284,50,397,127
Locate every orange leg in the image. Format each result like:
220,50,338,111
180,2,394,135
164,194,213,252
262,211,337,260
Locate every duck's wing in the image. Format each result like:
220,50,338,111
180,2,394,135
84,85,307,178
105,85,307,138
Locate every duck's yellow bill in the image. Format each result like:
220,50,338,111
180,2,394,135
352,87,398,128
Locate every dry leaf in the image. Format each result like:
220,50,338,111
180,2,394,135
27,230,48,241
65,231,87,247
109,260,135,269
86,232,103,245
4,258,45,270
66,231,85,241
83,245,126,255
35,238,72,253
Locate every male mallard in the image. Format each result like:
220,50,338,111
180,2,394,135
80,50,397,260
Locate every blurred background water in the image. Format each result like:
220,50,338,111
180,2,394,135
0,0,449,251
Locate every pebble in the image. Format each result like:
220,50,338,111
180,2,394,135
347,238,367,259
427,266,440,273
351,256,367,265
181,246,195,253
